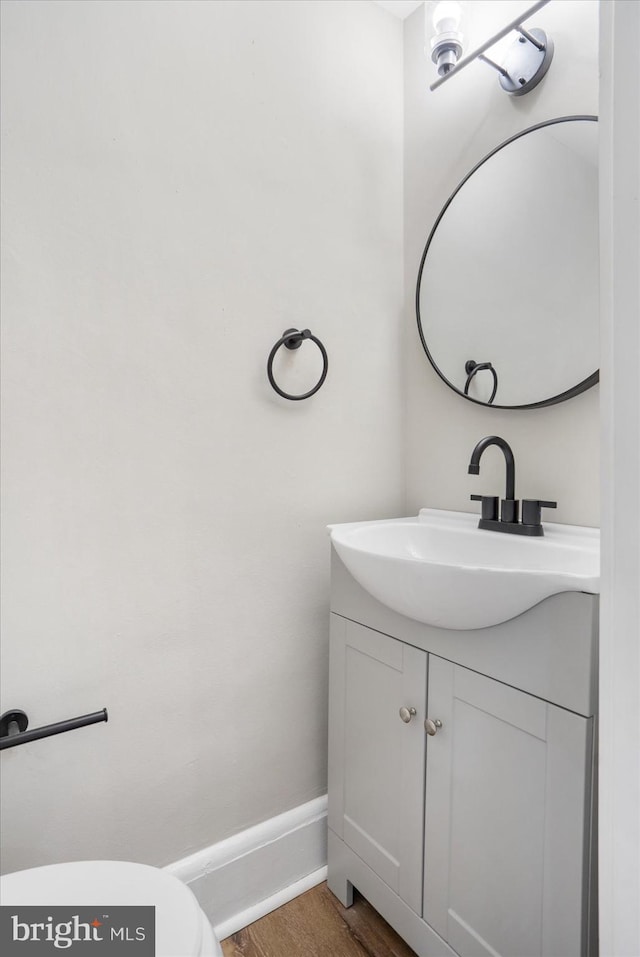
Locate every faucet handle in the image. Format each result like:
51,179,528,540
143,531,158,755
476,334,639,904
522,499,557,526
470,494,499,521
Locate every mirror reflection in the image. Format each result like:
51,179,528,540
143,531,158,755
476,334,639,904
416,117,599,409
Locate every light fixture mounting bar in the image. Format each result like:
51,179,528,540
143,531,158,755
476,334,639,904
429,0,550,91
516,25,545,51
478,54,508,78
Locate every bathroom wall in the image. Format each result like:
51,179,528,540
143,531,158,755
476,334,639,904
403,0,600,525
598,2,640,952
0,0,404,871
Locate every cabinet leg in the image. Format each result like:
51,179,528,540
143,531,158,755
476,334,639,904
327,872,354,908
327,829,354,906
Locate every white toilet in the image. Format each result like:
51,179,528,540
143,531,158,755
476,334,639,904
0,860,223,956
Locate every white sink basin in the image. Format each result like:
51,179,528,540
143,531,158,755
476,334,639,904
328,508,600,630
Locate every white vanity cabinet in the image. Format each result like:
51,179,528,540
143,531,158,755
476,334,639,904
329,620,427,916
423,657,594,957
328,550,598,957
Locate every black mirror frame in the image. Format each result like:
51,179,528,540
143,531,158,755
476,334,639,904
415,115,599,410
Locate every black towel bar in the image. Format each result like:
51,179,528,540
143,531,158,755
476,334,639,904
464,359,498,405
0,708,108,750
267,328,328,400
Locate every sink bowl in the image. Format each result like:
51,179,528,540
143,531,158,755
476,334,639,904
328,508,600,630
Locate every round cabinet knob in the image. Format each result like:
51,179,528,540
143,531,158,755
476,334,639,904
399,707,417,724
425,718,443,736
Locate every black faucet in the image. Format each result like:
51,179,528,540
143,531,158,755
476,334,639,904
468,435,557,536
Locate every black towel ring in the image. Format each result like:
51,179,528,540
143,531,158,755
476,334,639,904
464,359,498,405
267,328,328,401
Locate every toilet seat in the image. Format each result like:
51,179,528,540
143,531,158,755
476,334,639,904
0,860,221,956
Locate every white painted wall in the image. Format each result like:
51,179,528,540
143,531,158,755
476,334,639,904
403,0,600,525
0,0,404,872
598,2,640,953
5,9,633,949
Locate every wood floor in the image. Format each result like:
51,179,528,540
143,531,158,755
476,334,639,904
221,882,418,957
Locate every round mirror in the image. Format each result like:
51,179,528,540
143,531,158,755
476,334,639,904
416,116,599,409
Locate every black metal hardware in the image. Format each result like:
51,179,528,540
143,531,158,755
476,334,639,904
0,710,28,738
469,436,557,536
267,328,328,401
500,498,520,524
470,494,499,521
0,708,108,751
468,436,516,500
522,499,557,527
464,360,498,404
473,516,547,536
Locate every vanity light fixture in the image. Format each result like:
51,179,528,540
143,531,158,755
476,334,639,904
426,0,466,77
427,0,554,96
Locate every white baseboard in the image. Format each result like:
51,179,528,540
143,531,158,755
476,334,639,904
164,795,328,940
213,865,328,941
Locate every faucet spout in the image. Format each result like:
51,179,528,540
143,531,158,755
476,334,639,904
468,435,516,501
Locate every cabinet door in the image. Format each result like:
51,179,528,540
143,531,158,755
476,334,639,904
328,616,427,915
424,656,593,957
